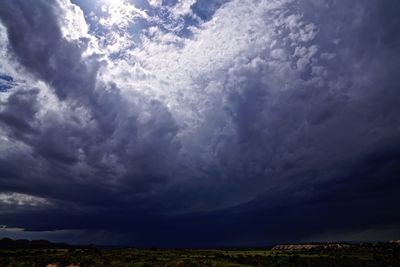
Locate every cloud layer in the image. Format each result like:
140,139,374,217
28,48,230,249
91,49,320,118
0,0,400,246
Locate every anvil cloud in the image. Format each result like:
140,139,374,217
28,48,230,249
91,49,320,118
0,0,399,246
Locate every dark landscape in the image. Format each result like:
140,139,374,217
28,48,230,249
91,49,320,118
0,238,399,267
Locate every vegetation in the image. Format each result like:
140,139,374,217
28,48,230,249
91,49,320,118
0,239,399,266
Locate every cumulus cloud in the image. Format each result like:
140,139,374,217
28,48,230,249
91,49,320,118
0,0,399,246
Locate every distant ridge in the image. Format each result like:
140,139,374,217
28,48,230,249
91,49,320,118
0,238,91,249
272,242,350,251
272,241,400,251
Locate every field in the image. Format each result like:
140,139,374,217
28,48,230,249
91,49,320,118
0,242,400,267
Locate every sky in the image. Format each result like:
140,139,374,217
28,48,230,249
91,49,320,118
0,0,399,247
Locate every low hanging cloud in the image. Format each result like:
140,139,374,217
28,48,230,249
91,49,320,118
0,0,399,246
0,192,50,207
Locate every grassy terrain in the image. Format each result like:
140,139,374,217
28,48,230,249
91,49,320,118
0,243,399,267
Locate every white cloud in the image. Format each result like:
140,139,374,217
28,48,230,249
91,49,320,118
92,0,330,211
169,0,197,18
148,0,162,8
98,0,149,29
0,192,51,207
57,0,89,41
103,0,318,127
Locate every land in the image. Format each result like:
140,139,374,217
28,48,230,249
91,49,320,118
0,238,399,266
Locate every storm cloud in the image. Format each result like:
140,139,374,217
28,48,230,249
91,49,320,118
0,0,399,246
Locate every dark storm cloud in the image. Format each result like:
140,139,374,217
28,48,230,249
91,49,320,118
0,89,39,137
0,0,180,207
205,0,400,235
0,0,98,102
0,0,400,246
